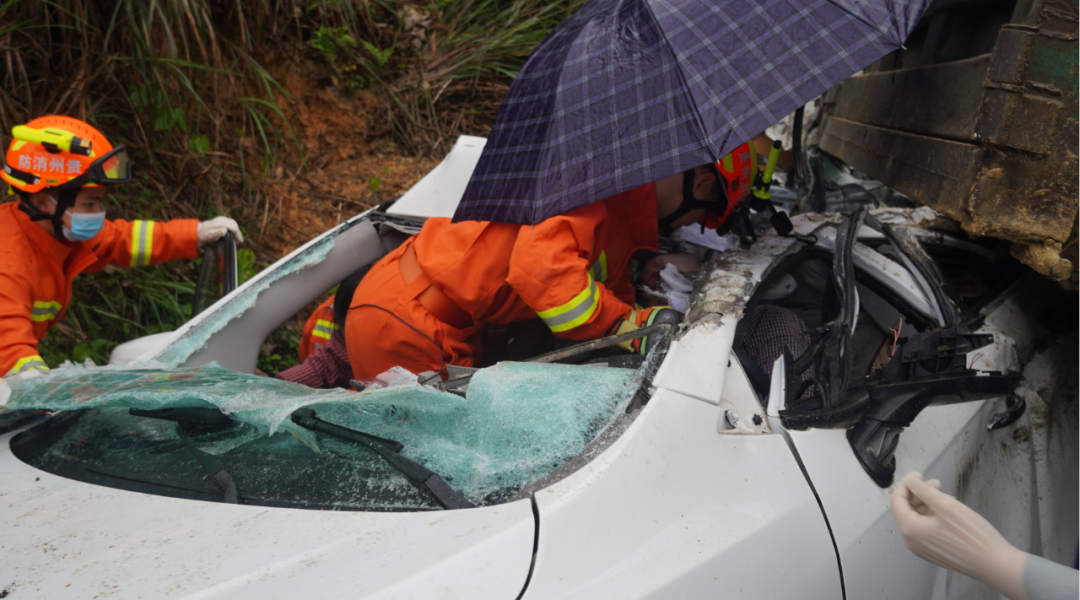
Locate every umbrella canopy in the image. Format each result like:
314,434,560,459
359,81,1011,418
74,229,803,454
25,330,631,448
454,0,930,224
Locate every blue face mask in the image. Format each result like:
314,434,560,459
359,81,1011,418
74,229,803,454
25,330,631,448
62,210,106,241
49,195,106,241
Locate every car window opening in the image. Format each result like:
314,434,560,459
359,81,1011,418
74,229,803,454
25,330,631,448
733,241,936,415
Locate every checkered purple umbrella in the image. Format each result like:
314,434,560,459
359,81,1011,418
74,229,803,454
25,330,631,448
453,0,930,224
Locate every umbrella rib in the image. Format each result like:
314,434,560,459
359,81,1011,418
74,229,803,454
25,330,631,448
637,0,716,163
820,0,894,41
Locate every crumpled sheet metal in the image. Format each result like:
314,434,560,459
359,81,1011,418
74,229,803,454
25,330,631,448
869,206,956,230
1,360,640,503
685,228,808,323
692,268,755,320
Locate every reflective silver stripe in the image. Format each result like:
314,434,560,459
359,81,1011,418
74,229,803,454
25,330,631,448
590,251,607,283
131,220,151,267
539,277,598,330
13,357,47,374
312,323,338,338
137,220,150,266
30,303,61,321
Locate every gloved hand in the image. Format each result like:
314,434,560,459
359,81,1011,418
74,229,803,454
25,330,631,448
891,472,1029,600
612,306,682,355
197,216,244,244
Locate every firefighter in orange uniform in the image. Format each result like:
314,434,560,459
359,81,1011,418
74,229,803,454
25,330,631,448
339,141,761,381
297,296,339,362
0,115,243,377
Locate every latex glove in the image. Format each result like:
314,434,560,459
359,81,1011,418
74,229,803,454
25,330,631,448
612,306,682,354
197,216,244,244
891,472,1030,600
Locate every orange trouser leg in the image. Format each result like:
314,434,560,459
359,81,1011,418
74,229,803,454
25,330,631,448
344,242,480,380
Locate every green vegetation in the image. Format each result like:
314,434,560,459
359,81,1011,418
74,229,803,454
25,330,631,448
38,263,196,367
296,0,583,152
1,0,582,372
331,0,582,152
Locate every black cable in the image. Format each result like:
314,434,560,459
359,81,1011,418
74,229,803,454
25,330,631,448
351,304,446,377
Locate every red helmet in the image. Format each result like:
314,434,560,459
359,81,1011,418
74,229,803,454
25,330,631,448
657,140,759,234
2,115,130,194
702,140,757,230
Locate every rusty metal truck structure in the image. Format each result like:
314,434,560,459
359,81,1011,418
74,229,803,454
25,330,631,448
816,0,1078,286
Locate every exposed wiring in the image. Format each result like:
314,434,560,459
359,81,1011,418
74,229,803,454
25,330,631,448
351,304,446,378
889,317,904,356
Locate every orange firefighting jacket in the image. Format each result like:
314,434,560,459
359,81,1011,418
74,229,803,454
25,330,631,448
298,296,339,362
0,202,200,375
412,183,659,341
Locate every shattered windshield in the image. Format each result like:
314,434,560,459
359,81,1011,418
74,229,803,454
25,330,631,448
5,361,641,510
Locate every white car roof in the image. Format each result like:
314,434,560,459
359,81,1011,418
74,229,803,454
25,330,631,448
386,135,487,219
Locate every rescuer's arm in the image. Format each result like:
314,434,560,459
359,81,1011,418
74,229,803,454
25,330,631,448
506,206,632,341
276,329,353,389
83,218,202,271
891,472,1080,600
0,273,49,377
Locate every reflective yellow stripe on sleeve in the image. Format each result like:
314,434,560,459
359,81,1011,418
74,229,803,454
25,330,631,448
30,300,62,322
9,355,49,375
536,273,600,333
129,220,155,267
312,319,340,341
590,251,608,284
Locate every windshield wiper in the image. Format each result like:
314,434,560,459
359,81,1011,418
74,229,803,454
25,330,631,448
129,406,234,427
128,407,239,504
179,435,239,503
290,410,405,452
291,408,474,510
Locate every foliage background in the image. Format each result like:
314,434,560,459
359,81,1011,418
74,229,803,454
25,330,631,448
0,0,581,371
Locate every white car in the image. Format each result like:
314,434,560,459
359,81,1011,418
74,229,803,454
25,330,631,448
1,136,1075,599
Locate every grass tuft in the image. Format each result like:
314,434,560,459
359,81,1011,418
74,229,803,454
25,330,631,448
301,0,585,155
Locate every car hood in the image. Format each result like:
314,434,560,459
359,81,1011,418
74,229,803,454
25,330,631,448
0,432,534,599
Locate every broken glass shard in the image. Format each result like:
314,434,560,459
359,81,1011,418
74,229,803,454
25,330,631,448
3,360,640,507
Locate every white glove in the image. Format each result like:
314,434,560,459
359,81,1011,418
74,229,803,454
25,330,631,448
657,263,693,313
891,472,1030,600
659,262,695,293
197,216,244,244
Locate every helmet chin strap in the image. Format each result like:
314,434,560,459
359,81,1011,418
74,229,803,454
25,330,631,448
18,188,79,240
658,169,727,235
